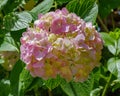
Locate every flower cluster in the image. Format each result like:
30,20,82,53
0,51,19,71
20,8,103,82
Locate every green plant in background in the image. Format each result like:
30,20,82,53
0,0,120,96
100,28,120,96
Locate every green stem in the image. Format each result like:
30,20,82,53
48,89,53,96
53,1,58,10
101,73,112,96
111,13,115,29
34,88,39,96
97,15,109,32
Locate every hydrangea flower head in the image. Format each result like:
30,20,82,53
20,8,103,82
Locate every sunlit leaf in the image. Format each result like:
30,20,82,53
0,59,4,64
0,33,18,52
60,81,75,96
116,38,120,55
31,0,53,15
116,60,120,79
109,29,120,55
111,79,120,92
45,76,62,90
0,0,8,11
3,11,32,31
108,45,116,55
90,86,103,96
61,74,94,96
100,32,115,46
107,57,120,77
19,68,34,96
83,3,98,24
66,0,98,23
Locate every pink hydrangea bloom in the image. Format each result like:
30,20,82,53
20,8,103,82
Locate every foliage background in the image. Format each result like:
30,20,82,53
0,0,120,96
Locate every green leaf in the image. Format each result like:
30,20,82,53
107,58,120,78
60,81,75,96
99,0,120,18
108,44,116,55
0,59,4,64
107,58,117,76
90,86,103,96
3,0,24,14
111,79,120,92
31,0,53,16
19,68,34,96
83,3,98,24
0,33,18,51
100,32,115,46
27,77,44,91
109,28,120,55
55,0,71,4
116,60,120,79
66,0,98,23
3,11,32,31
0,79,10,96
10,60,24,96
61,74,94,96
116,38,120,55
10,29,25,42
92,67,101,87
45,76,62,90
0,0,8,11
